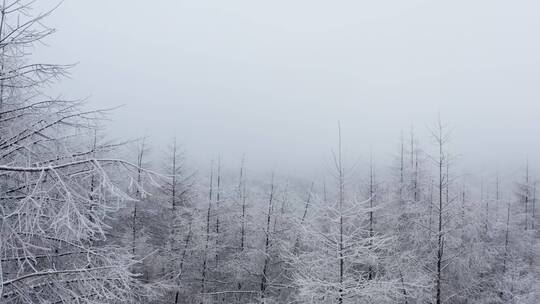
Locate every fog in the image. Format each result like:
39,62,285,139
4,2,540,302
37,0,540,175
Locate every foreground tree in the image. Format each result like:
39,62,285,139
0,1,156,302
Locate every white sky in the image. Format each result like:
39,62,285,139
36,0,540,177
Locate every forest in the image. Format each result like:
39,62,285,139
0,1,538,303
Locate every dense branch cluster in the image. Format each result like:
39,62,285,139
0,1,155,303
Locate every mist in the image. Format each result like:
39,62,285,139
3,1,540,303
32,0,540,175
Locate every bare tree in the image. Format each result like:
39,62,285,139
200,161,214,300
0,1,160,302
428,117,451,304
289,123,397,304
260,172,275,299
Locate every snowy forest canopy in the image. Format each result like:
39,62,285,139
0,1,538,304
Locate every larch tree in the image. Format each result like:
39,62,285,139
0,1,157,302
160,137,195,303
290,123,397,304
428,118,452,304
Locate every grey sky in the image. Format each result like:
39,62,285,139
37,0,540,176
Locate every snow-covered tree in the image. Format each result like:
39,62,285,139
289,123,397,304
0,1,157,302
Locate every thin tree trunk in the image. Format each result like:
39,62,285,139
201,162,214,299
413,153,419,202
460,186,466,242
238,156,246,251
532,183,536,230
174,219,192,303
461,186,466,226
428,179,433,239
179,220,193,273
171,138,178,210
525,161,529,230
260,173,275,299
215,157,221,268
495,174,500,219
368,152,375,280
480,180,489,235
294,182,314,254
399,130,404,203
273,180,288,233
503,201,511,274
132,138,146,257
337,122,344,304
238,156,246,292
435,120,445,304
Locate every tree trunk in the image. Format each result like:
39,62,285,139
215,157,221,268
201,162,214,299
260,174,275,299
368,153,375,280
337,122,344,304
503,201,510,274
435,120,445,304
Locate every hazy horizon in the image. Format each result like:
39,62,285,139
35,0,540,176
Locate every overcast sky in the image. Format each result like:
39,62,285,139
36,0,540,177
